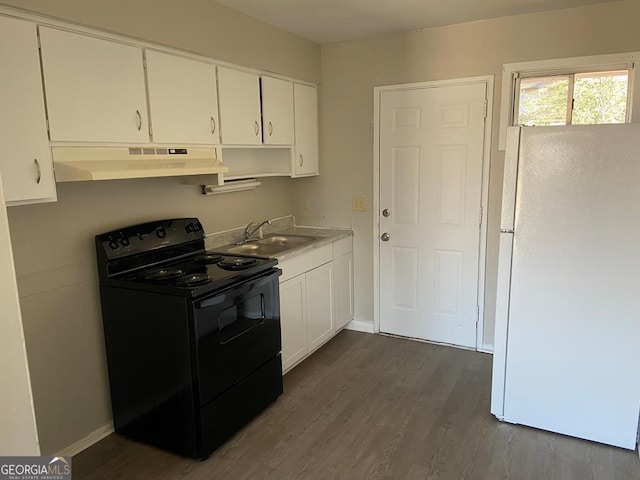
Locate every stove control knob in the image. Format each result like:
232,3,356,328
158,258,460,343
193,221,202,232
120,236,131,247
156,227,167,239
108,240,119,250
185,223,195,233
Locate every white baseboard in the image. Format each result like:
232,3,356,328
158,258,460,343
55,422,114,457
478,343,494,354
344,320,375,334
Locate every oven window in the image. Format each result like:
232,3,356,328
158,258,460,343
218,294,265,343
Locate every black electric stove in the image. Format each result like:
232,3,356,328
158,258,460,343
95,218,283,460
96,218,278,298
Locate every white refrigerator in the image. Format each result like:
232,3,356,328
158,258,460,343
491,124,640,449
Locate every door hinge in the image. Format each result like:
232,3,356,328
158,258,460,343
142,54,147,69
37,33,41,49
476,305,480,322
45,117,50,136
483,99,488,119
370,121,374,144
479,205,483,226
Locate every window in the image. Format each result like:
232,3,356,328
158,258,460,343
515,70,629,127
498,52,639,150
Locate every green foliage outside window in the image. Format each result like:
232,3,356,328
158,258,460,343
517,71,628,127
573,73,628,124
519,77,569,126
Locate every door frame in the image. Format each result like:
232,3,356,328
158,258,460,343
372,75,494,352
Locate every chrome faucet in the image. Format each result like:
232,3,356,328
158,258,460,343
240,219,272,243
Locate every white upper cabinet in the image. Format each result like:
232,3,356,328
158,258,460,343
145,51,219,145
261,76,294,145
217,67,262,145
293,84,319,177
0,17,56,205
39,27,148,143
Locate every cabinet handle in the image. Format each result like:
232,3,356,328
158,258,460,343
254,120,260,136
34,158,41,184
299,154,304,167
268,121,273,136
136,110,142,131
211,116,216,135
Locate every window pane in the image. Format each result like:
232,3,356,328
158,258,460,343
572,70,628,125
518,76,570,126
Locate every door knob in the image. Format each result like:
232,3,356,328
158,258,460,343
381,232,390,242
382,209,390,217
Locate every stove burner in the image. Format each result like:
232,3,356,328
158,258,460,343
218,257,258,271
177,273,211,287
144,268,185,282
193,253,223,265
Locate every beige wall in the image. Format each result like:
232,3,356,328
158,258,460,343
294,0,640,345
1,0,320,83
2,0,319,455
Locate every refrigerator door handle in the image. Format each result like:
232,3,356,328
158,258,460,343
491,231,515,419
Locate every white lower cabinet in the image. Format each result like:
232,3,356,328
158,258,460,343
333,251,354,331
305,262,335,352
280,274,307,370
279,237,353,373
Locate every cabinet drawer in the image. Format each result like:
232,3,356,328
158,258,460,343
333,237,353,258
278,244,332,283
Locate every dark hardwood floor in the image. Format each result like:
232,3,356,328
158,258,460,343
72,331,640,480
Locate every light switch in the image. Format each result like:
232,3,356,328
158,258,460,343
352,196,367,212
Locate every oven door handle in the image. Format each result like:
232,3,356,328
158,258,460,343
194,269,281,309
195,295,225,309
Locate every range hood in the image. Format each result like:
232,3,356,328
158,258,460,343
52,146,228,182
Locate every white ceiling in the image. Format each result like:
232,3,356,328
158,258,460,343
215,0,619,44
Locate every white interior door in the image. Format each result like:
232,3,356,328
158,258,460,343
378,82,487,348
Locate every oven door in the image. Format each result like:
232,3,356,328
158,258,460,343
192,269,281,406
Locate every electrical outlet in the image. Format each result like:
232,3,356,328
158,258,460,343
352,196,367,212
302,198,311,210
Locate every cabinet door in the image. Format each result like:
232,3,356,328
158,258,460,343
0,17,55,205
145,51,219,145
333,252,354,331
261,77,294,145
280,275,307,372
217,67,262,145
39,27,148,143
293,83,319,177
306,262,334,352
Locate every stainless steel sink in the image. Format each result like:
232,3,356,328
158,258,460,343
224,243,288,256
256,234,316,247
212,233,319,257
